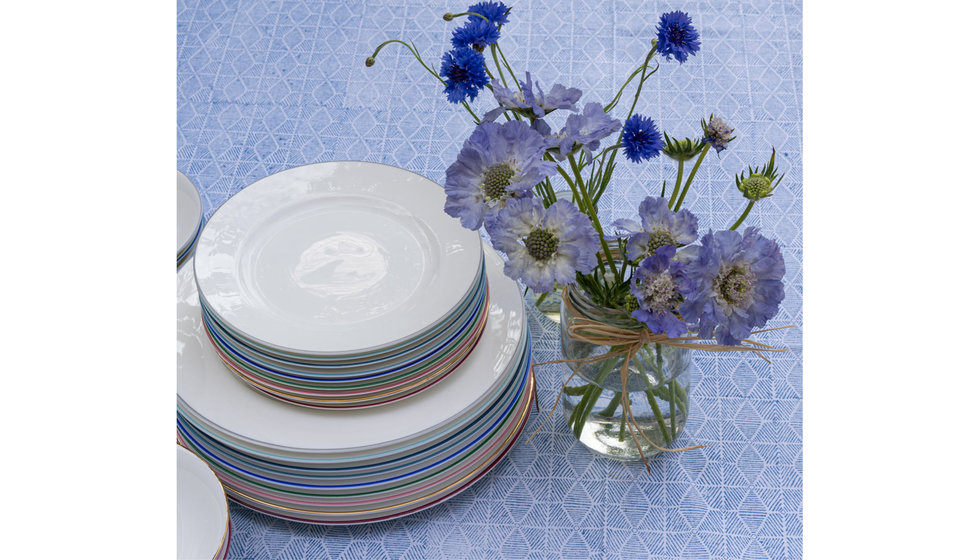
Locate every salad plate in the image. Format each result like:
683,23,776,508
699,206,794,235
193,161,483,356
176,170,203,256
176,444,227,559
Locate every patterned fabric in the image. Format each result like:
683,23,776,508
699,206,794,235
177,1,802,558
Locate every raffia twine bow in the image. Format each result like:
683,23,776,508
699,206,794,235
528,288,794,472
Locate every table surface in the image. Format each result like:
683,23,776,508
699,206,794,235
176,1,802,558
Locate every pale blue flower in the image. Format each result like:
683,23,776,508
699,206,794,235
444,120,556,230
547,102,621,160
630,246,695,338
679,227,785,345
483,72,582,122
612,196,698,260
487,197,599,292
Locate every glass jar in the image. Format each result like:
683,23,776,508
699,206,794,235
560,282,692,460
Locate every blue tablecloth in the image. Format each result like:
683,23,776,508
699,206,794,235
177,1,802,557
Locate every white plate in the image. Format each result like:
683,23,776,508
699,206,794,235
177,171,203,255
177,243,525,452
193,162,482,355
177,445,227,560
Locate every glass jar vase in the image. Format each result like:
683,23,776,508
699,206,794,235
560,283,692,460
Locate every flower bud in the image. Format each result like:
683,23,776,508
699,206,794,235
738,174,774,201
365,56,375,67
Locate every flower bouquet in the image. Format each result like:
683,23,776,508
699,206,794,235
368,3,788,464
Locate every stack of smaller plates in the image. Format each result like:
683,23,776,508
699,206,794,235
192,162,487,408
177,243,532,524
177,444,229,559
176,171,204,268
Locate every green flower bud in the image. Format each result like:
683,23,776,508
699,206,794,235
738,173,774,201
443,12,454,21
662,134,704,162
365,56,375,67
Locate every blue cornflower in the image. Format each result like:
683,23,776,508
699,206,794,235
451,19,500,51
550,102,621,159
487,197,599,293
612,196,698,261
630,246,696,338
655,11,701,64
444,120,556,230
621,114,664,163
440,47,490,104
678,227,785,345
468,2,510,27
483,72,582,122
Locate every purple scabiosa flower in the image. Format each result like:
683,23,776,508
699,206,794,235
451,19,500,51
678,227,785,346
655,11,701,64
621,114,664,163
483,75,537,122
444,120,556,230
468,2,510,26
534,82,582,114
483,72,582,122
630,246,696,338
440,47,490,104
702,114,734,153
550,102,621,159
612,196,698,260
487,197,599,293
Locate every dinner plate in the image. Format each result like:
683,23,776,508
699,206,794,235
177,444,228,560
177,241,525,453
176,170,203,255
175,341,529,487
177,327,527,468
219,381,532,525
193,161,483,355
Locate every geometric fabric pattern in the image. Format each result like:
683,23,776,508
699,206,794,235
177,1,802,557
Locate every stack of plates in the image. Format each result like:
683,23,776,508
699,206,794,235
177,171,204,268
192,162,488,408
177,162,533,524
177,444,229,559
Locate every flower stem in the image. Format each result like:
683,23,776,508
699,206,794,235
444,11,490,22
568,352,619,438
597,392,622,417
667,159,684,208
673,143,710,211
730,200,755,230
644,387,672,445
534,290,550,306
490,44,508,89
552,161,607,276
566,155,621,284
669,379,677,436
495,44,522,88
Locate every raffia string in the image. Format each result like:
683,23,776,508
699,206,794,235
528,288,794,472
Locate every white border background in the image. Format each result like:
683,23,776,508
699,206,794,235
3,1,978,558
